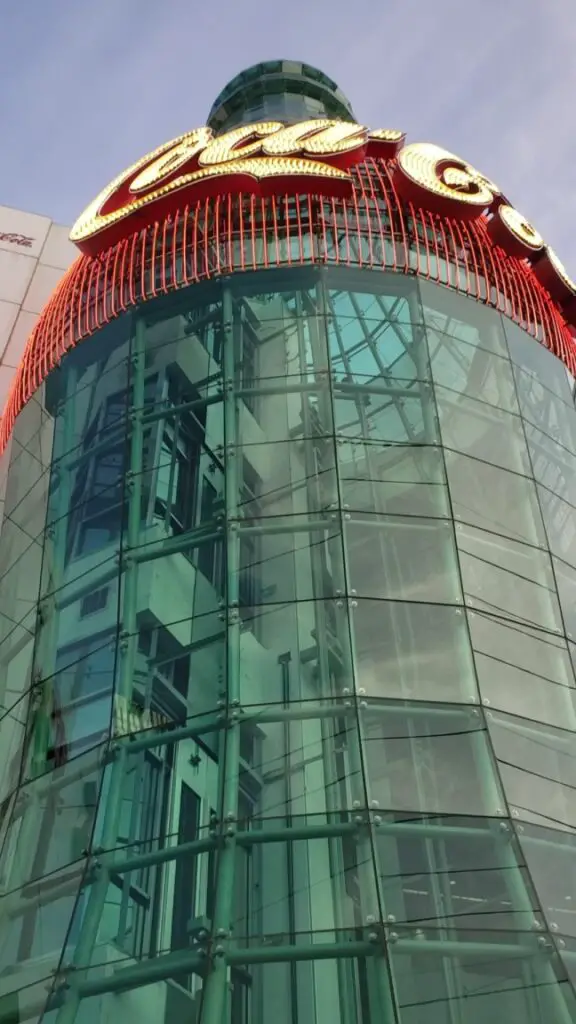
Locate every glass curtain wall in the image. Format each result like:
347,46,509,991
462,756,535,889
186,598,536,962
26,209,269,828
1,267,576,1024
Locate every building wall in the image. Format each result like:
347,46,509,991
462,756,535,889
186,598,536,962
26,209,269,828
0,205,75,531
1,266,576,1023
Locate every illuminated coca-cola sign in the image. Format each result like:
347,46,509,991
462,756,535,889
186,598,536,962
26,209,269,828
69,120,404,255
70,118,576,324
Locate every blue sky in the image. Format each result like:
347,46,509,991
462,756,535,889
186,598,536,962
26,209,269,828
1,0,574,269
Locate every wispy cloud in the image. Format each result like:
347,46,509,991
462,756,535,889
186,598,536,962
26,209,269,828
1,0,574,268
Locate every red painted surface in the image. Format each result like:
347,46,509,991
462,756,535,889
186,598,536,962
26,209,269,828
1,157,573,451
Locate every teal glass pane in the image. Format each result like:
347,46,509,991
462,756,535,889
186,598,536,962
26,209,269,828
456,522,563,632
236,513,344,604
236,382,334,444
553,557,576,640
537,484,576,569
420,278,510,356
525,420,576,506
0,689,29,807
376,812,539,932
236,439,337,518
363,703,501,815
488,710,576,831
326,269,427,383
504,319,575,404
428,328,520,411
514,360,576,454
0,745,102,897
238,601,354,703
468,610,576,728
48,317,132,463
445,450,547,548
389,929,573,1024
326,309,425,382
519,822,576,937
435,384,531,475
351,600,476,703
232,703,372,815
345,514,461,604
333,378,437,444
337,441,450,518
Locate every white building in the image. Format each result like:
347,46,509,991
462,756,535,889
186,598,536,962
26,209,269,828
0,205,74,528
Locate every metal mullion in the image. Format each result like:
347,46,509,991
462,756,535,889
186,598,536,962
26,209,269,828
5,817,575,924
116,757,140,951
291,284,357,1024
335,381,420,400
68,937,545,1000
316,272,396,1024
199,281,242,1023
141,389,222,428
131,527,222,564
54,314,146,1024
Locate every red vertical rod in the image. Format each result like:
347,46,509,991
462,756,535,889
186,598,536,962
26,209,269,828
139,229,148,303
249,194,256,269
171,210,180,288
239,193,246,271
381,161,409,271
261,197,269,269
350,184,363,267
285,194,292,265
214,195,222,275
91,258,103,331
150,222,159,299
364,160,386,270
451,219,471,297
192,203,200,281
110,240,122,317
160,218,168,293
470,221,490,302
330,197,340,266
461,221,480,300
203,197,210,278
341,196,351,266
271,195,280,266
296,195,304,264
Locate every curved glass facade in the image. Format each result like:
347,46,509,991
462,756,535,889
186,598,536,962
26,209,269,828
2,266,576,1024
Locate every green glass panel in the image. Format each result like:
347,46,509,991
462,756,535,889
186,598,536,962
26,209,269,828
363,703,502,816
333,377,436,444
420,278,510,356
468,610,576,729
345,514,461,604
504,319,574,404
351,600,475,704
445,450,547,548
428,328,520,411
537,484,576,570
456,522,562,632
435,384,531,475
338,441,450,519
488,710,576,831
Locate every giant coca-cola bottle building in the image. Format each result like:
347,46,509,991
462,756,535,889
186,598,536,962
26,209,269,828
1,61,576,1024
